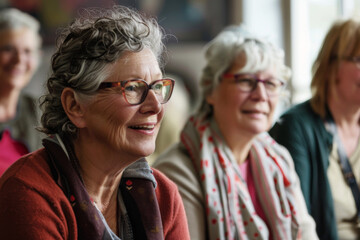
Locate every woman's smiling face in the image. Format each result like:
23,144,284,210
0,28,39,91
332,57,360,106
206,55,280,145
79,48,166,159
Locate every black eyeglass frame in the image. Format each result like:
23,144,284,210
98,78,175,105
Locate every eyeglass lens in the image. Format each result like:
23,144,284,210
234,77,283,95
124,79,174,105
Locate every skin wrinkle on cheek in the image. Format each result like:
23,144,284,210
98,96,128,148
85,93,127,148
107,116,127,150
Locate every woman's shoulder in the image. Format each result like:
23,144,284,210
0,149,76,239
152,168,182,217
270,100,323,137
256,133,291,157
152,143,193,174
152,142,199,185
279,100,318,122
153,143,190,163
256,134,294,168
152,168,191,239
152,168,178,190
0,148,62,198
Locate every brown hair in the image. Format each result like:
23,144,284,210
311,18,360,118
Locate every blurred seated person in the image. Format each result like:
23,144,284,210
270,19,360,240
0,8,42,175
153,25,318,240
0,5,190,239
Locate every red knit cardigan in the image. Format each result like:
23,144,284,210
0,148,190,240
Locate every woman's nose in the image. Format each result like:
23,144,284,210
250,81,268,100
139,90,162,114
11,49,26,64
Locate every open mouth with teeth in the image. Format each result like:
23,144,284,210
129,125,155,130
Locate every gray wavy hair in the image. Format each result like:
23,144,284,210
39,5,166,137
198,25,291,117
0,8,41,44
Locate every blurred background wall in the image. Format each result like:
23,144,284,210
1,0,359,160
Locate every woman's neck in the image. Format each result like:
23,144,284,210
75,145,124,209
73,136,126,235
328,97,360,156
226,133,254,164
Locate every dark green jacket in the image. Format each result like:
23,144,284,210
269,100,338,240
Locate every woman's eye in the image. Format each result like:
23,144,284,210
125,85,137,92
236,78,255,85
0,45,16,53
153,84,163,90
265,81,277,87
125,82,143,91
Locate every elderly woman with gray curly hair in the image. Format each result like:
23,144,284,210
0,5,190,240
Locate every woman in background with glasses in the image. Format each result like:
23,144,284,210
153,25,318,239
270,19,360,240
0,5,189,240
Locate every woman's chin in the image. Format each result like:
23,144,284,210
137,145,156,158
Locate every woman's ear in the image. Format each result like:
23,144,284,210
61,88,86,128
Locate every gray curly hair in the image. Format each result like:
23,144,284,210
198,25,291,118
39,5,166,137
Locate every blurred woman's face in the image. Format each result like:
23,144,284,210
334,59,360,106
207,56,280,145
80,48,165,160
0,28,39,91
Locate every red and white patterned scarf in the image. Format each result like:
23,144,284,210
180,114,300,240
